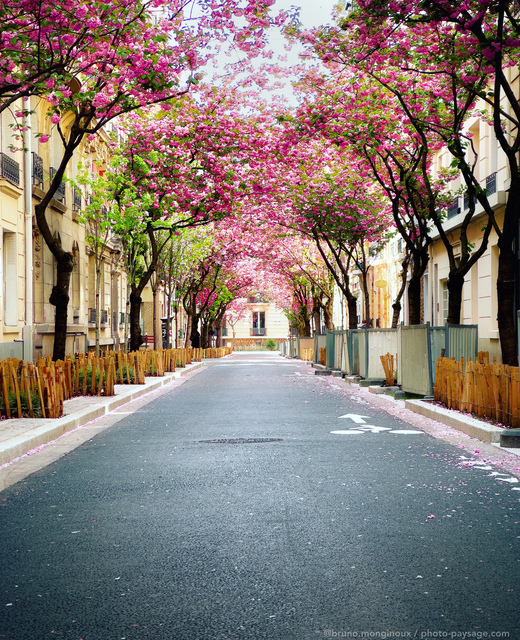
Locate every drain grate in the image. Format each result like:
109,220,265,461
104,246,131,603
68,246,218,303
199,438,283,445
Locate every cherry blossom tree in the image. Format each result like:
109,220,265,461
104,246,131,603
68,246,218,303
0,0,284,360
309,0,520,361
96,81,279,350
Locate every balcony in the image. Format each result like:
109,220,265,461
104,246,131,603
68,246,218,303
0,153,20,186
73,187,82,212
447,197,460,219
251,327,266,336
49,167,66,203
88,308,108,324
486,172,497,196
32,153,44,187
248,294,269,304
463,190,477,211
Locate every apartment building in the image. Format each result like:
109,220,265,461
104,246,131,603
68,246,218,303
0,97,129,360
223,295,290,347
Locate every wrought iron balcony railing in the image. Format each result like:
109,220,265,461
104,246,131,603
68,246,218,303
49,167,66,203
447,197,460,219
32,153,43,187
486,172,497,196
0,153,20,186
73,187,82,211
251,327,266,336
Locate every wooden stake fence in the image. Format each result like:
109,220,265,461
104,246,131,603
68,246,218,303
319,348,326,366
380,353,396,386
434,357,520,428
203,347,233,359
301,348,314,362
0,347,214,420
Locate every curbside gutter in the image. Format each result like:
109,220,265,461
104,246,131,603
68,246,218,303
0,362,203,468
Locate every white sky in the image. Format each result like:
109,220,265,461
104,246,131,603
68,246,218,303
204,0,339,103
273,0,339,28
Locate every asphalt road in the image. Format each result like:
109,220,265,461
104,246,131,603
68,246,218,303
1,352,519,640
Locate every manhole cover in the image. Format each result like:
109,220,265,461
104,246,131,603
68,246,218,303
199,438,283,445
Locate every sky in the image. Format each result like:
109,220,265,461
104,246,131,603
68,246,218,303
267,0,340,104
204,0,340,104
273,0,339,29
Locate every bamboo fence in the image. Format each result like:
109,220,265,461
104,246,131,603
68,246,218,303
301,348,314,362
203,347,233,359
0,347,228,420
380,353,396,386
434,355,520,428
319,348,327,366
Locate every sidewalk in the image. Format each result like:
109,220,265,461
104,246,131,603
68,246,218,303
349,378,520,458
0,362,204,469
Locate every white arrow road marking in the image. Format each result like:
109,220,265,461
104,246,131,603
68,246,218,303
338,414,370,423
330,430,366,435
330,427,423,435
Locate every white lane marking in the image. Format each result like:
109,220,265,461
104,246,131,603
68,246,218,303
330,430,366,435
338,414,370,423
459,456,520,490
215,363,297,367
331,428,422,435
388,430,424,435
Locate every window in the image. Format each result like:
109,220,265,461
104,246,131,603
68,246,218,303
252,311,266,336
3,232,17,325
442,280,448,324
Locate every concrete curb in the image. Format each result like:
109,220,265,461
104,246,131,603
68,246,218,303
0,362,203,467
404,399,504,444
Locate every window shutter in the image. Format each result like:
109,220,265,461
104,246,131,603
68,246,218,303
1,110,17,155
3,233,18,326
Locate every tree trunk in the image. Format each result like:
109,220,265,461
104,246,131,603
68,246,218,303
347,295,358,330
361,272,370,327
129,290,143,352
446,271,464,325
152,285,158,350
201,321,209,349
303,314,311,337
95,262,101,357
190,315,201,348
185,312,192,348
215,321,222,348
323,296,334,331
408,275,422,326
166,293,172,349
497,240,518,366
392,254,410,329
50,253,74,361
312,310,321,335
494,176,520,365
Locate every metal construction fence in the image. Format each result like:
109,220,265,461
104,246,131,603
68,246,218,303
309,323,479,396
